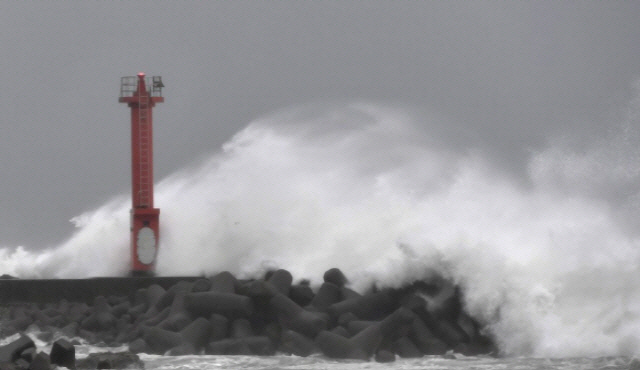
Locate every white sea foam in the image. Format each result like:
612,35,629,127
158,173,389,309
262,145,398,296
2,101,640,357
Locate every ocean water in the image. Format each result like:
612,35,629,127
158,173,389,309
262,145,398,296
60,341,640,370
136,353,637,370
3,331,636,370
2,100,640,363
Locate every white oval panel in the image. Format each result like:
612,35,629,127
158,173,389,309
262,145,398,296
136,227,156,265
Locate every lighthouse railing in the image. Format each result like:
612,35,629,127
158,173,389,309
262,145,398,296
120,76,163,98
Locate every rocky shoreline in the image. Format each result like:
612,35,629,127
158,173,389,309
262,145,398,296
0,268,496,368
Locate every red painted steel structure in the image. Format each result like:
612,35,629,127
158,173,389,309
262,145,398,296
119,73,164,275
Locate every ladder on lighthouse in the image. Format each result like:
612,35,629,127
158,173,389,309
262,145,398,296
138,93,151,207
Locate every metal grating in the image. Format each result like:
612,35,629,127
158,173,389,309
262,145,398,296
120,76,164,98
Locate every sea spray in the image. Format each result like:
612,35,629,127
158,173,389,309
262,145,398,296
2,102,640,357
0,196,130,278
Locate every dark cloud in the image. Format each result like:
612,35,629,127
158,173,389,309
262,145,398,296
2,1,640,248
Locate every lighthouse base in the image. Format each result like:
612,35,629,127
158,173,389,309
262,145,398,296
129,270,156,277
130,207,160,274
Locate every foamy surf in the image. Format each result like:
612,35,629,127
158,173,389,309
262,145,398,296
2,100,640,357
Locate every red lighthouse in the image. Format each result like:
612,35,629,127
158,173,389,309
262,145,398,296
119,73,164,276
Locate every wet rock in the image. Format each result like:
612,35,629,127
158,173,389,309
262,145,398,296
0,335,35,363
349,323,384,358
263,322,282,344
42,305,62,318
180,317,211,350
141,306,170,327
374,349,396,363
315,330,367,360
237,280,279,301
379,307,415,338
0,267,496,362
5,309,33,333
156,288,192,332
14,358,30,370
409,316,448,355
65,302,90,323
230,318,253,338
340,287,361,301
317,307,414,360
208,271,238,294
60,321,79,338
34,327,54,343
166,343,197,356
143,284,166,310
328,289,397,320
442,350,457,359
116,325,142,345
242,336,276,356
32,310,55,327
457,335,496,356
337,312,358,327
19,347,35,363
207,338,250,355
267,269,293,296
271,293,327,338
81,297,116,332
351,308,413,358
289,284,314,307
209,314,229,341
155,281,192,312
132,289,148,308
323,268,348,288
308,282,342,311
393,336,422,358
346,320,376,336
127,338,150,355
428,319,468,348
280,330,318,357
142,326,183,354
50,338,75,369
126,304,146,321
111,301,131,318
184,292,254,318
330,326,350,338
77,329,98,344
191,278,212,293
29,352,51,370
75,351,143,370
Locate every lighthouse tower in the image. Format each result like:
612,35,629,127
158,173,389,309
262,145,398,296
119,73,164,276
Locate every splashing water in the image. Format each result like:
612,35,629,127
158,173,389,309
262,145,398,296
2,101,640,358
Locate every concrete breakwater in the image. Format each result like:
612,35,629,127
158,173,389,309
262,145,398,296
0,277,199,304
0,269,496,363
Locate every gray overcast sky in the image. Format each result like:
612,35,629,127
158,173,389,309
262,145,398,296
2,1,640,248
